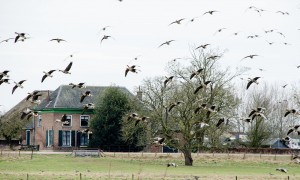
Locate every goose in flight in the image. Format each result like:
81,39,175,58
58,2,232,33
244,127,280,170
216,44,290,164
248,107,266,117
214,28,226,35
82,103,95,115
241,54,258,61
251,112,267,120
203,10,218,15
134,116,149,126
41,70,56,82
287,125,300,135
50,38,67,43
14,32,29,43
125,65,139,77
194,103,207,113
168,101,184,112
0,38,14,43
206,55,220,60
100,35,113,44
12,80,26,94
194,81,212,94
158,40,175,48
198,122,209,128
276,168,287,173
80,90,92,103
216,118,226,128
0,70,9,79
164,76,174,88
69,82,86,89
26,91,42,103
284,109,299,117
190,68,203,80
195,44,210,50
127,113,139,121
152,137,165,146
20,108,38,120
206,105,217,117
59,61,72,74
246,77,260,90
276,11,289,15
0,78,10,85
169,18,185,26
55,114,69,124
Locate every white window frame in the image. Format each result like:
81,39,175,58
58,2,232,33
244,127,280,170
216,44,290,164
62,115,72,127
80,115,90,127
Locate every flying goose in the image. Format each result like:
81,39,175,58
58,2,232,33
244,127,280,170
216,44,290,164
0,38,14,43
284,109,299,117
169,18,185,26
0,70,9,79
213,28,226,35
241,54,258,61
168,101,184,112
80,90,92,103
14,32,29,43
50,38,67,43
216,118,225,128
152,137,165,146
206,55,220,60
276,11,289,15
125,65,139,77
276,168,287,173
20,108,38,120
195,44,210,50
246,77,260,90
12,80,26,94
248,107,266,117
100,35,113,44
127,113,139,121
41,70,56,83
198,122,209,128
194,81,212,94
26,91,42,104
82,103,95,115
158,40,175,48
0,78,10,85
251,112,267,120
287,125,300,135
203,10,218,15
59,61,72,74
206,105,217,117
69,82,86,89
194,103,207,113
55,114,68,123
134,116,149,126
164,76,174,88
190,68,204,80
241,118,252,123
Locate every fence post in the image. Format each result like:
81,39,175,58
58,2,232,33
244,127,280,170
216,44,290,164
79,173,82,180
19,150,21,157
236,175,237,180
27,173,29,180
30,148,33,159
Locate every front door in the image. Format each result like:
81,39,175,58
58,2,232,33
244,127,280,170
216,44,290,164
26,130,30,145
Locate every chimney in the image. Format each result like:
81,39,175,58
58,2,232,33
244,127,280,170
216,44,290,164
136,86,143,101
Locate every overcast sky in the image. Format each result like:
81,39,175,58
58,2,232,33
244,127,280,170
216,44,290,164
0,0,300,112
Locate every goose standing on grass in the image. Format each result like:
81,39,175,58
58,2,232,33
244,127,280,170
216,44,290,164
59,61,73,74
80,90,92,103
246,77,260,90
41,70,56,83
167,163,178,167
12,80,26,94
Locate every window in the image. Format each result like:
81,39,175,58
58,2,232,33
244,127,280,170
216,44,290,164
62,115,72,127
46,130,54,147
37,115,42,127
62,131,71,146
80,133,89,146
80,115,89,127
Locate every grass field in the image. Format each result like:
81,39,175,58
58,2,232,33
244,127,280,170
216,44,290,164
0,151,299,180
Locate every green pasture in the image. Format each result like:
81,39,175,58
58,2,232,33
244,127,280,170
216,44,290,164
0,152,299,179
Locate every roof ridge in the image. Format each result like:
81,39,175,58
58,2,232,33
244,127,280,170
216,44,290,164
53,85,63,108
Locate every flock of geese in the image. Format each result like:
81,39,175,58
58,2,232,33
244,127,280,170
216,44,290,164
1,1,300,174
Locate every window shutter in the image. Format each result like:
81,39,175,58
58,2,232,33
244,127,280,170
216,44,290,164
58,130,62,146
45,130,48,147
71,130,75,147
77,131,81,147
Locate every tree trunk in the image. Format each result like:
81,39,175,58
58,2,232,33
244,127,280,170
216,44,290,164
182,149,193,166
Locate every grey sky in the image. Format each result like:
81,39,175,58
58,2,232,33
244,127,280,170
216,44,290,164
0,0,300,112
